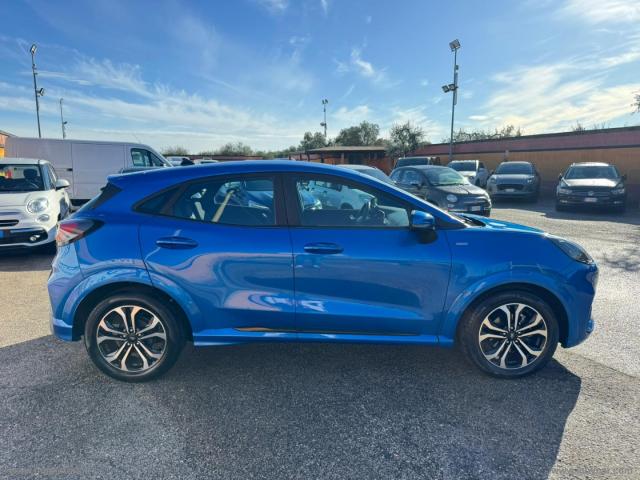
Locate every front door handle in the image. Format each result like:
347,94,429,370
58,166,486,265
156,236,198,249
303,242,343,254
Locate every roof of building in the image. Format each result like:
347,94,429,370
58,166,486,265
306,145,386,153
0,130,14,137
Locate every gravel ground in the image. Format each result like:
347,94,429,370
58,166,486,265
0,200,638,480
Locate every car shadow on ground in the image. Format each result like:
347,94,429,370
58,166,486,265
492,199,640,225
0,250,53,272
0,336,581,479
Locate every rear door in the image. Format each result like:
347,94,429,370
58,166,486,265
138,173,296,343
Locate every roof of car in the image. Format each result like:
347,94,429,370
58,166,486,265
448,159,478,163
0,157,49,165
397,165,449,171
497,161,532,165
338,164,376,170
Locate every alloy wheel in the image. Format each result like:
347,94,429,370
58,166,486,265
96,305,167,373
478,303,548,370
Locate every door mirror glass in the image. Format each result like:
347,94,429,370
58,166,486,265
410,210,435,230
621,173,627,181
55,179,70,189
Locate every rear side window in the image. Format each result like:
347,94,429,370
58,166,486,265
79,183,122,211
136,176,277,226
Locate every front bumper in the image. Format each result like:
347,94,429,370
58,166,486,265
488,184,535,197
556,192,626,207
0,208,57,248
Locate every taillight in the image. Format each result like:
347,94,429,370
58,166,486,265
56,218,103,247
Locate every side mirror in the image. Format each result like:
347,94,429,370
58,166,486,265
622,174,627,181
558,173,563,180
489,170,494,175
55,179,70,190
410,210,435,230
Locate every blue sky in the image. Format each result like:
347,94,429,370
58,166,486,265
1,0,639,152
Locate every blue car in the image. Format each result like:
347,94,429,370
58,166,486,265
48,161,597,381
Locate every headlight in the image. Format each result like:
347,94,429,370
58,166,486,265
526,177,534,184
488,177,496,184
557,188,572,194
27,197,49,214
446,194,458,203
612,187,625,195
547,235,594,264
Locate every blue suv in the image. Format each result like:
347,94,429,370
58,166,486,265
48,161,597,381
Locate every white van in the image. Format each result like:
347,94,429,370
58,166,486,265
5,137,171,204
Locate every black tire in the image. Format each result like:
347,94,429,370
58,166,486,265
555,202,565,212
84,293,185,382
458,290,559,378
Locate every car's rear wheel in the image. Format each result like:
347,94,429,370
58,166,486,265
84,293,184,382
459,291,559,378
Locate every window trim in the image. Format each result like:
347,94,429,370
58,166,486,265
132,172,287,228
282,172,414,230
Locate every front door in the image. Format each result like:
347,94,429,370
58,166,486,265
138,174,296,343
286,174,451,337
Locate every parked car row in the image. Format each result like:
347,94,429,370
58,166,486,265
392,155,628,214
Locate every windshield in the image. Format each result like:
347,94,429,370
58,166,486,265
495,163,533,175
448,161,476,172
425,168,467,186
564,165,619,180
0,164,45,192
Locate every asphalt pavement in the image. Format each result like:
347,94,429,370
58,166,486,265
0,200,638,480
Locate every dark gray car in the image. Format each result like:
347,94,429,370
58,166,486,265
390,165,492,216
486,161,540,202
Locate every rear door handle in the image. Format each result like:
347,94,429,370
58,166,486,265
156,236,198,249
303,242,343,254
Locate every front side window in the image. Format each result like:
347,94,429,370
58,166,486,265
0,164,44,192
146,176,276,226
131,148,167,167
390,170,404,182
294,176,409,228
403,170,423,185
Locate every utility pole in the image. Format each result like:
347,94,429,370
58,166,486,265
59,98,67,139
30,44,45,138
321,99,328,139
442,39,460,162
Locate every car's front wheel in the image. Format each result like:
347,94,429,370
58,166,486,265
459,291,559,378
84,293,184,382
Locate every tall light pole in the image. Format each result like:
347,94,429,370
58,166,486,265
320,98,328,139
30,44,45,138
59,98,67,139
442,39,460,162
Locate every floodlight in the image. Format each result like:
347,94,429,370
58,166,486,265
30,44,37,55
449,39,460,51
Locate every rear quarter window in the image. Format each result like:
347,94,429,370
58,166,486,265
78,183,122,211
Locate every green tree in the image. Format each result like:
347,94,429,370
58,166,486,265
299,131,327,151
387,121,426,157
161,146,189,156
334,121,381,146
215,142,253,156
633,93,640,112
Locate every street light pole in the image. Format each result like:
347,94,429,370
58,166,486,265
321,99,328,139
59,98,67,139
30,44,44,138
442,39,460,163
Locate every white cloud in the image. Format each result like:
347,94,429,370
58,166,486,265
336,47,396,87
320,0,329,15
469,115,489,121
256,0,288,14
332,105,371,125
558,0,640,24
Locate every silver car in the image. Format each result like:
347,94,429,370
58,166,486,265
486,161,540,202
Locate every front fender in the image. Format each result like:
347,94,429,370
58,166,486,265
437,268,572,346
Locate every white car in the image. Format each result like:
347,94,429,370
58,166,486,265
306,178,373,210
447,160,490,187
0,158,71,253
